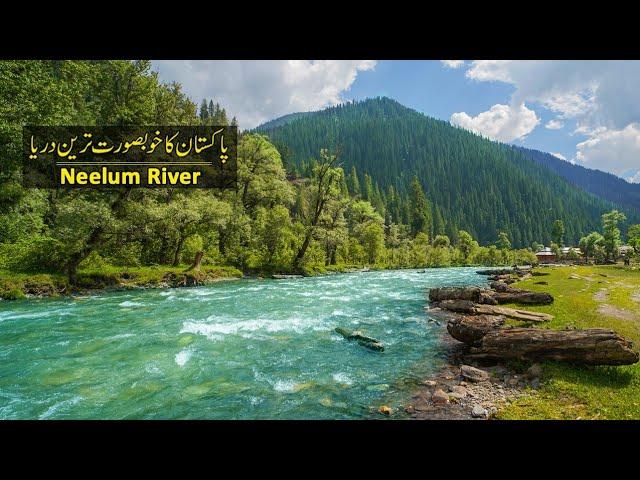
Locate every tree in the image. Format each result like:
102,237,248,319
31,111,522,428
627,224,640,255
347,166,361,197
292,149,343,270
457,230,479,261
237,134,293,211
579,232,604,262
551,219,565,247
199,99,209,122
359,222,385,264
433,234,450,248
496,231,511,250
602,210,626,261
408,176,431,237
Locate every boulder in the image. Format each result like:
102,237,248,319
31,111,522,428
461,365,489,382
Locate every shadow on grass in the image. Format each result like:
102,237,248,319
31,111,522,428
546,362,635,389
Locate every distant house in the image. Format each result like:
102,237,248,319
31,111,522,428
535,247,557,264
561,247,582,257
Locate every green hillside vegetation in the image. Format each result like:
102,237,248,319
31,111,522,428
1,61,540,298
256,97,636,247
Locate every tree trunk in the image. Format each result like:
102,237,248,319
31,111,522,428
436,300,553,322
429,286,553,305
472,327,639,365
446,315,639,365
186,251,204,271
172,236,185,266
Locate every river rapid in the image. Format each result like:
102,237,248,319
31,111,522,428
0,267,486,419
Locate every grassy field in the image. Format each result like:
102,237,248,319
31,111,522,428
496,264,640,420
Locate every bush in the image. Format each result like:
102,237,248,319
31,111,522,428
1,287,25,300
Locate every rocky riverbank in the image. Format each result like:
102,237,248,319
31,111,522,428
401,318,536,420
403,266,639,420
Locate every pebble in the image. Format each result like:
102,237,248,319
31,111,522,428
432,388,450,404
378,405,393,416
423,380,437,387
461,365,489,382
471,405,489,418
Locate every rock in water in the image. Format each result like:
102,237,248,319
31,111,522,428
461,365,489,382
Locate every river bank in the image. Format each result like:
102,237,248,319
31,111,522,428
401,310,533,420
0,265,244,301
409,264,640,420
0,263,518,301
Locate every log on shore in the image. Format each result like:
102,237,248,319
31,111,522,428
335,327,384,352
446,315,505,344
429,285,553,306
438,300,553,322
447,315,639,365
491,290,554,305
429,287,484,303
471,327,639,365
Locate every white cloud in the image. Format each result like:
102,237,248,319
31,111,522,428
459,60,640,178
152,60,376,129
576,123,640,181
441,60,465,69
545,119,564,130
551,152,567,161
450,103,539,142
464,61,640,129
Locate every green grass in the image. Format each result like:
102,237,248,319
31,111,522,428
0,265,242,300
495,264,640,420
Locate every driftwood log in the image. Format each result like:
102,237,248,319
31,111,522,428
447,315,639,365
430,286,554,307
335,327,384,352
437,300,553,322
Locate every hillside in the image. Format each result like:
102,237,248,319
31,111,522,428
517,147,640,213
256,97,636,247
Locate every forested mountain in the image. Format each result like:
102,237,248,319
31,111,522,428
256,97,637,247
518,147,640,214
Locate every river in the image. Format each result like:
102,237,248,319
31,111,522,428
0,267,486,419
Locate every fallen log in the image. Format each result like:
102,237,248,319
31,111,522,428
473,305,553,322
272,274,304,279
429,285,553,306
447,315,506,344
468,327,639,366
335,327,384,352
477,268,515,276
438,300,553,322
429,287,484,303
491,290,554,305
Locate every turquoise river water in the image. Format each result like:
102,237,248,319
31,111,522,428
0,267,486,419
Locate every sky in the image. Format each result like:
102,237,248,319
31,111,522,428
153,60,640,183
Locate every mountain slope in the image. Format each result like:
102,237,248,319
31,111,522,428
256,97,636,247
517,147,640,213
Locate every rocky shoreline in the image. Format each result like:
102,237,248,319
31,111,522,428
401,316,537,420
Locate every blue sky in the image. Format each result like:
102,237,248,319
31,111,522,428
154,60,640,183
342,60,579,161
